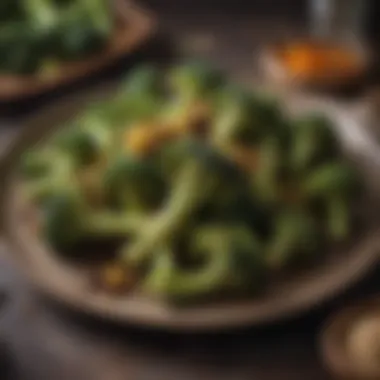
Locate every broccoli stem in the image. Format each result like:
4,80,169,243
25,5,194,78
326,197,350,241
143,241,230,303
83,212,146,237
121,160,219,266
22,155,74,204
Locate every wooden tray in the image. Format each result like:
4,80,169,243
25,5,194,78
1,87,380,331
0,1,156,102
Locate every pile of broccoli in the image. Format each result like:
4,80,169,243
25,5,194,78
0,0,113,75
19,62,362,304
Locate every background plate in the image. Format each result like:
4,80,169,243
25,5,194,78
0,1,156,102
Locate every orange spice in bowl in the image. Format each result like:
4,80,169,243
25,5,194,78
279,42,362,79
263,40,367,89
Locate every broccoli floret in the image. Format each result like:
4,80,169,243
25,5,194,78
290,113,339,172
168,61,225,101
55,128,101,166
102,66,165,126
251,136,288,205
21,152,74,205
103,155,166,211
0,0,23,22
266,209,321,269
213,86,283,146
302,162,361,199
121,65,163,97
79,0,113,36
23,0,58,29
158,137,237,182
54,116,112,166
0,23,42,75
43,191,146,250
19,149,59,180
24,0,111,63
53,20,107,60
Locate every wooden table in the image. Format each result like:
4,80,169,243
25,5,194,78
0,5,379,380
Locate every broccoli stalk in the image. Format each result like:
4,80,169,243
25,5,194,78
302,162,360,241
43,191,146,251
143,225,265,304
267,209,320,269
103,155,166,212
290,114,338,172
21,153,74,204
120,157,222,266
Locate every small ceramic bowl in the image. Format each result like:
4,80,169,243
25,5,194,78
260,39,370,92
320,297,380,380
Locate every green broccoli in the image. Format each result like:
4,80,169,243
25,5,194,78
21,152,74,205
101,65,165,126
23,0,58,29
0,22,42,75
103,154,166,212
290,113,339,172
43,191,146,251
302,161,361,200
54,116,113,166
266,209,321,269
213,86,283,146
120,151,228,267
19,149,61,180
0,0,23,22
251,136,288,204
143,225,265,304
168,61,225,101
325,196,351,241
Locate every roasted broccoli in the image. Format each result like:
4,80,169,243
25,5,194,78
168,61,225,101
0,0,23,22
325,196,351,241
54,116,113,166
0,22,42,74
251,136,288,205
266,209,321,269
302,162,360,199
103,66,165,126
143,225,265,304
290,113,339,172
0,0,113,75
121,151,228,267
103,154,166,211
213,86,283,146
17,61,364,304
19,149,60,180
43,191,145,250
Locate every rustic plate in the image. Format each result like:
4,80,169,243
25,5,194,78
0,1,156,102
1,87,380,331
